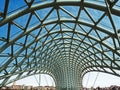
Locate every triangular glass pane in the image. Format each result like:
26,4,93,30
2,46,11,54
96,29,108,39
17,36,26,46
86,7,104,22
114,53,120,60
59,9,75,19
45,23,57,31
79,9,93,23
94,43,102,51
26,35,35,46
40,27,47,35
41,36,47,44
112,62,119,68
31,28,40,36
13,44,22,54
96,53,102,59
0,24,8,39
111,14,120,30
8,0,26,13
114,38,119,48
73,33,79,39
49,24,60,32
46,9,58,20
89,29,100,39
76,24,86,34
19,49,26,56
115,0,120,6
46,35,51,42
65,32,73,38
0,57,9,65
27,48,33,54
27,14,40,29
14,13,30,28
0,0,5,12
62,22,75,31
104,60,111,66
79,24,91,33
51,33,59,38
10,24,23,40
89,38,96,44
61,23,72,30
84,37,90,43
62,6,80,17
103,37,114,47
97,15,114,33
77,33,85,40
35,41,42,49
30,42,36,49
17,57,24,63
36,7,52,20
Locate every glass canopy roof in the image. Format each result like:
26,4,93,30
0,0,120,90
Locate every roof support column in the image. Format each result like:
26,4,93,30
56,66,82,90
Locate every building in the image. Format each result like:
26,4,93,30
0,85,56,90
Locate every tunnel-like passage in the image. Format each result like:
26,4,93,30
0,0,120,90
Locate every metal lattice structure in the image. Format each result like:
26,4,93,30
0,0,120,90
